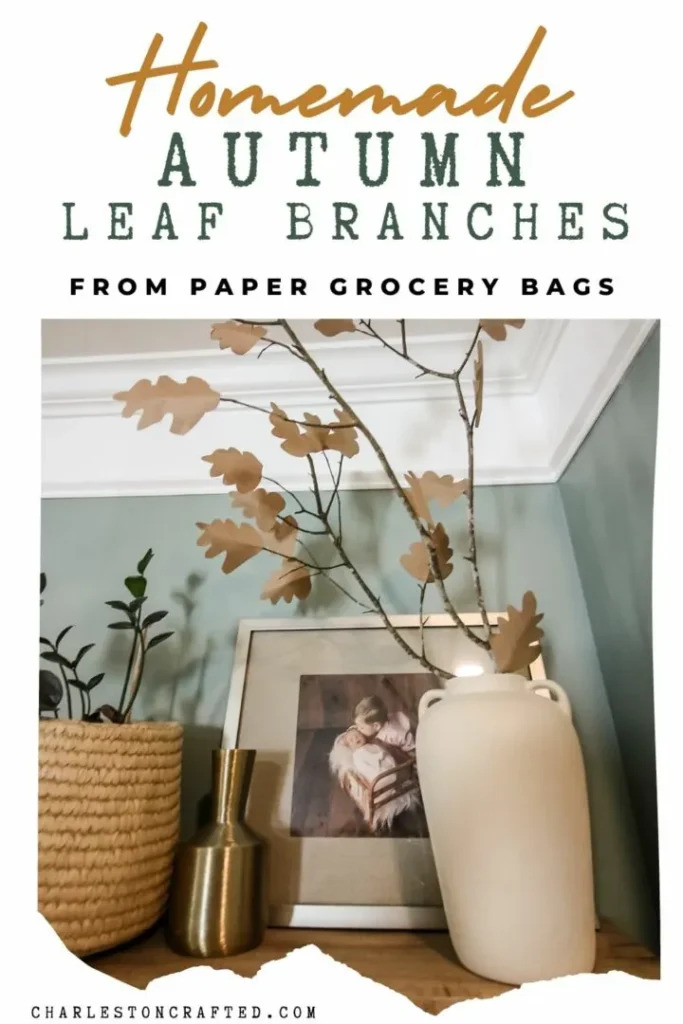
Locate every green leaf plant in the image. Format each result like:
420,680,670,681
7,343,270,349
39,551,174,723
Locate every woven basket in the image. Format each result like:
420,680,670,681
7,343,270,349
38,720,183,956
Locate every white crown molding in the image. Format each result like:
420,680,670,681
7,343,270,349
41,328,539,421
544,319,656,479
41,319,656,498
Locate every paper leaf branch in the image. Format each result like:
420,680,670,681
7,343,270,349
490,591,544,673
231,488,286,531
270,404,359,457
211,321,267,354
400,523,454,583
114,377,220,435
479,319,525,342
202,448,263,492
196,520,265,573
261,559,312,603
313,319,357,337
404,471,469,525
196,514,298,574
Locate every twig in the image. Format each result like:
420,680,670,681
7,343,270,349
357,319,454,380
418,582,428,660
295,531,372,611
306,454,453,678
399,319,408,357
452,326,490,638
323,452,345,543
220,397,359,430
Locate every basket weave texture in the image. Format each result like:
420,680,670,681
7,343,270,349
38,720,183,956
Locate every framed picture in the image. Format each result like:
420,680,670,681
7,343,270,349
223,613,548,929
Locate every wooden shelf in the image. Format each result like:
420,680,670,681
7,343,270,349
88,921,659,1014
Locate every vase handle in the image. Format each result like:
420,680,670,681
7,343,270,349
526,678,572,720
418,689,444,720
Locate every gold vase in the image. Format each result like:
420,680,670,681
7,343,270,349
167,748,267,956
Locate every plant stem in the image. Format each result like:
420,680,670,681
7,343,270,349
122,635,147,722
43,640,73,718
116,627,140,717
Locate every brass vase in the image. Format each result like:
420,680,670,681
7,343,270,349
167,748,267,956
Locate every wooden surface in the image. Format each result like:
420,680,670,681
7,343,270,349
89,921,659,1014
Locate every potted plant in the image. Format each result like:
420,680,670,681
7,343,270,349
113,319,596,984
38,550,180,957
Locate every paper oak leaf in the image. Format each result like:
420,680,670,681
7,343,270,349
202,448,263,492
231,488,286,531
114,376,220,435
404,472,469,525
400,523,454,583
313,319,357,337
473,338,484,428
479,319,525,342
196,519,264,573
261,559,312,604
270,404,359,458
263,515,298,558
490,591,544,674
211,321,267,354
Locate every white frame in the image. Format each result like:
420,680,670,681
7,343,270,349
222,613,548,930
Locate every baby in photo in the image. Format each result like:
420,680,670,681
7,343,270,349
332,724,396,783
353,694,416,753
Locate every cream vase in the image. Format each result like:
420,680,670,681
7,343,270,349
416,673,596,985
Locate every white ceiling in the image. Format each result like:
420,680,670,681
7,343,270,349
41,319,655,498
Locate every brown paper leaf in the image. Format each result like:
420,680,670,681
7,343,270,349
490,591,545,673
202,448,263,492
270,404,359,459
404,471,469,524
211,321,267,354
196,519,264,573
400,523,454,583
261,559,312,604
473,338,484,428
114,376,220,435
302,409,359,457
262,515,298,558
270,403,320,457
479,319,525,342
231,488,286,531
404,472,433,524
313,319,357,337
325,408,360,457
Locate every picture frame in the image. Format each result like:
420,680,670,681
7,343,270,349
222,613,548,930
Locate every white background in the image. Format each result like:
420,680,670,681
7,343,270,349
2,0,682,1019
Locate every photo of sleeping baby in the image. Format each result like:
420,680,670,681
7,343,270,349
290,673,439,838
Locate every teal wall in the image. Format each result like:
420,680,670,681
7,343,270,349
559,327,659,942
40,481,655,948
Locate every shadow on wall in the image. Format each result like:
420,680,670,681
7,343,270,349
140,572,216,723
